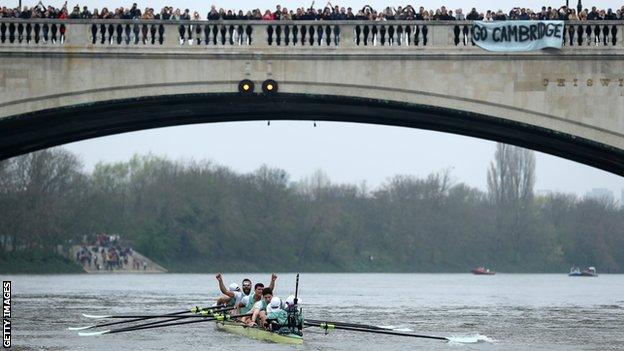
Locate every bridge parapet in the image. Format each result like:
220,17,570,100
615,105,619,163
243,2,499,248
0,19,623,50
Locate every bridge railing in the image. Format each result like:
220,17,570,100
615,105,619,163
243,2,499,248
0,19,623,49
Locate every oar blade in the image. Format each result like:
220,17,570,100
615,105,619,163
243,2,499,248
78,330,111,336
82,314,111,319
378,325,414,332
447,334,494,344
305,321,447,341
68,325,95,331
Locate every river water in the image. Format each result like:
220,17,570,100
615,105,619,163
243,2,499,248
5,273,624,350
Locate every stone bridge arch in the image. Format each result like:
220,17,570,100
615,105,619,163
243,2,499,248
3,91,623,176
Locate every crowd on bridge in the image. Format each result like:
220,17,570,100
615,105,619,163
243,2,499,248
1,2,624,22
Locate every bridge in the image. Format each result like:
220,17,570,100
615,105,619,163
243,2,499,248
1,19,623,175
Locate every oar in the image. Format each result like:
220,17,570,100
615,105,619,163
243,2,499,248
80,312,222,335
306,319,394,331
79,313,253,336
294,273,300,305
81,305,225,319
69,306,234,331
304,321,448,341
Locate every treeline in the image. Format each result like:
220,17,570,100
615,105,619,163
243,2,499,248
1,147,623,273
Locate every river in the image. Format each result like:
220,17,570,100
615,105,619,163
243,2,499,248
5,273,624,350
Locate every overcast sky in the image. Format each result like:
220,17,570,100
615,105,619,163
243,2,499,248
52,0,624,200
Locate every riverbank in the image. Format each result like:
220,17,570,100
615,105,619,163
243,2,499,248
0,252,83,274
0,252,604,274
150,256,584,274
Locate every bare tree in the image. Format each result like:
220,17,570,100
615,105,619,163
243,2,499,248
487,143,536,255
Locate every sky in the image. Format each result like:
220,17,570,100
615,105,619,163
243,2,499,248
43,0,624,199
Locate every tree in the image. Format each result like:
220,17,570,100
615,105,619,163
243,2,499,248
487,143,536,260
4,147,624,274
0,149,85,254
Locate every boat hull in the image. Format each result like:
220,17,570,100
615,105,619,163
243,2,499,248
215,320,303,345
569,270,598,277
471,269,495,275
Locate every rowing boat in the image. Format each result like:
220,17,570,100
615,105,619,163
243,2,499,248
215,320,303,345
72,274,452,344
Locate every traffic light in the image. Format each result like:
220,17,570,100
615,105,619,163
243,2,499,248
262,79,278,94
238,79,254,94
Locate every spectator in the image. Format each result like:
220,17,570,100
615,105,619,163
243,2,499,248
170,8,180,20
455,8,465,20
587,6,598,20
273,5,282,20
346,7,354,20
262,9,274,20
466,7,480,20
207,5,219,20
79,5,91,18
68,5,80,19
181,8,191,20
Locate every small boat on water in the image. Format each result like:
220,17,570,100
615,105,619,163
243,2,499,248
569,266,598,277
471,266,495,275
215,320,303,344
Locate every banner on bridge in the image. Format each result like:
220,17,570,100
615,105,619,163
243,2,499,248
472,21,564,52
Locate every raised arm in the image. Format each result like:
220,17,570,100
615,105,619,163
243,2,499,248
268,273,277,292
216,273,234,298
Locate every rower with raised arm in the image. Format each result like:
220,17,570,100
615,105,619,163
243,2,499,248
216,273,277,310
215,273,244,311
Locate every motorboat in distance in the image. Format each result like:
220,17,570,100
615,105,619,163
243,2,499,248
569,266,598,277
471,266,495,275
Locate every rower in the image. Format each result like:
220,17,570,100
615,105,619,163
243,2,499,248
239,282,265,324
241,278,252,297
247,287,274,328
283,295,298,310
215,274,244,311
266,296,288,331
283,294,304,335
215,273,277,312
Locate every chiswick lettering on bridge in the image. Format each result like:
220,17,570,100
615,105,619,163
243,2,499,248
0,19,622,49
543,78,624,87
